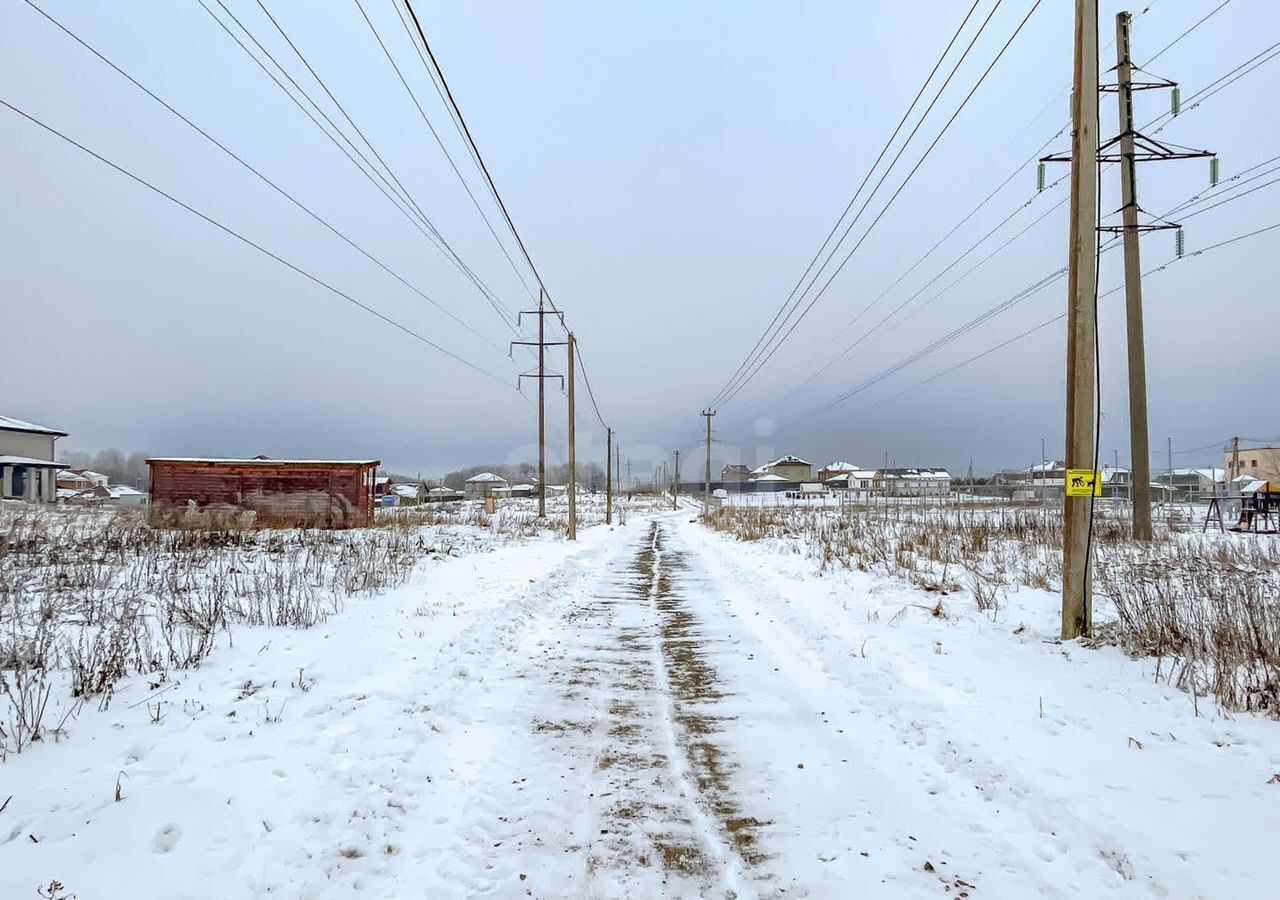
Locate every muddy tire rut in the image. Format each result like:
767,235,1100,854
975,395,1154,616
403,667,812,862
533,520,772,896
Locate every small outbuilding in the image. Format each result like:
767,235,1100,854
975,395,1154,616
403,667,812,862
464,472,509,497
147,457,379,528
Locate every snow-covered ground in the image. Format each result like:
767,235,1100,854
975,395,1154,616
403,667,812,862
2,503,1277,898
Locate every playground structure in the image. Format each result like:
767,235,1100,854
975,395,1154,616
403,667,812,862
1203,480,1280,534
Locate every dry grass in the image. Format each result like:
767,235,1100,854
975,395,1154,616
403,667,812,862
705,502,1280,714
0,493,670,759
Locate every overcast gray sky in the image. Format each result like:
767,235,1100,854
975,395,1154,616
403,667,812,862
3,0,1276,477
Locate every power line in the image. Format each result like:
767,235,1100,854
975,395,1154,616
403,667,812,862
18,0,507,354
811,188,1280,418
401,0,558,315
1145,0,1232,65
716,0,1047,410
198,0,518,329
350,0,536,302
750,38,1273,419
0,97,513,386
864,218,1280,410
704,0,985,410
574,340,608,429
401,1,616,431
772,0,1239,408
1144,38,1280,135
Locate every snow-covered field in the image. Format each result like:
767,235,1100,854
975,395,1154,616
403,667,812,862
2,499,1278,898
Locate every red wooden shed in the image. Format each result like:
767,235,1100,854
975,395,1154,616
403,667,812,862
146,458,380,529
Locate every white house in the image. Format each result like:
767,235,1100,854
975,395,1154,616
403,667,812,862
1,414,67,503
875,467,952,497
825,469,878,494
817,461,860,482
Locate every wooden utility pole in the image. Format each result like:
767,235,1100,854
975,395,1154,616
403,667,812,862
1061,0,1100,640
673,450,681,510
1115,11,1153,541
605,427,613,525
567,333,577,540
701,409,716,516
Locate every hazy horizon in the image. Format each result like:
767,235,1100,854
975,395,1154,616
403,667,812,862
5,0,1276,478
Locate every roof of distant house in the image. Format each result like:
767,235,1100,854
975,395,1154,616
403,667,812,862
0,415,67,437
465,472,508,483
750,455,812,475
750,473,789,482
108,485,146,498
1170,467,1225,479
880,467,951,479
1028,460,1067,473
390,483,420,497
821,461,859,472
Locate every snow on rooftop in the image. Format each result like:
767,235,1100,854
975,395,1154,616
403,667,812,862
822,461,859,472
749,455,812,475
750,473,788,482
147,458,379,466
0,414,66,436
1170,467,1225,479
881,468,951,479
0,455,67,468
465,472,508,483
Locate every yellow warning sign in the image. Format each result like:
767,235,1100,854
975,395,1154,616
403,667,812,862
1066,469,1102,497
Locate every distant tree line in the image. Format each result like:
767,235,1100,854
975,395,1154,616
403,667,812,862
58,448,150,487
428,462,608,491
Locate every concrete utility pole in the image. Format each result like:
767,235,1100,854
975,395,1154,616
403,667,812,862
567,333,577,540
537,289,546,517
1231,436,1240,484
606,427,613,525
615,443,621,507
1061,0,1100,640
511,291,565,520
701,409,716,516
1115,11,1153,541
673,450,681,511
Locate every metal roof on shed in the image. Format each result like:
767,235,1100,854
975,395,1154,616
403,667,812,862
147,458,379,467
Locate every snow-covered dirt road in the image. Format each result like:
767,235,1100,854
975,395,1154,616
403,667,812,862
3,510,1277,899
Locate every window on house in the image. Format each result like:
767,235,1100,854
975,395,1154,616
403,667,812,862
1252,460,1258,468
10,466,27,498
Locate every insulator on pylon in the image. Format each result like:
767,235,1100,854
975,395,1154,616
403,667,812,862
1209,156,1220,187
1037,162,1046,192
1171,86,1182,117
1175,228,1185,258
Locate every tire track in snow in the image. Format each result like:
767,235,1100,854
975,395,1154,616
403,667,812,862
531,519,772,898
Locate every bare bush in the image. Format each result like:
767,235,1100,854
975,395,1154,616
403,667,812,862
705,501,1280,714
